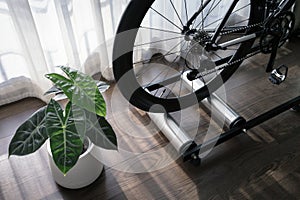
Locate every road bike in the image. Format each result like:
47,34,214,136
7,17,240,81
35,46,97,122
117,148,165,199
113,0,296,112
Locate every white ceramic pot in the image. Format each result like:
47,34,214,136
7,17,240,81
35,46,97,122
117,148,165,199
47,138,104,189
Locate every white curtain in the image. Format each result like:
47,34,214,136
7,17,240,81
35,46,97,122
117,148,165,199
0,0,129,106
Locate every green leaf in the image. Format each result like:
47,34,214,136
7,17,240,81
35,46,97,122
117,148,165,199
45,66,106,117
70,103,87,140
85,111,118,150
44,81,109,95
46,100,83,174
9,106,48,157
44,85,61,95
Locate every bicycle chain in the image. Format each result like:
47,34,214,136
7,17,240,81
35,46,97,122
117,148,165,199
195,50,260,79
220,22,263,36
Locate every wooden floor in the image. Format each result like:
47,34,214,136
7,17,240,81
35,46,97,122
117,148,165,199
0,38,300,200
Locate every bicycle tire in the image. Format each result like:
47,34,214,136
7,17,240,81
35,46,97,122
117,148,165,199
113,0,264,112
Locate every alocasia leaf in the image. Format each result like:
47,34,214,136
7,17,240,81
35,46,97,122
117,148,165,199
46,100,83,174
44,85,62,95
70,103,88,140
45,66,106,117
9,106,48,156
44,81,109,95
85,110,118,150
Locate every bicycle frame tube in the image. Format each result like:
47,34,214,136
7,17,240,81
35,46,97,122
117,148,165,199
185,0,212,31
211,0,295,49
210,0,240,43
218,33,257,49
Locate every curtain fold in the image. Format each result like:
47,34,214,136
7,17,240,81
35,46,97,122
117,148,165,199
6,0,50,91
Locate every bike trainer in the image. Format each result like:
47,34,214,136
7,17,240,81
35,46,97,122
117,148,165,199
147,75,300,165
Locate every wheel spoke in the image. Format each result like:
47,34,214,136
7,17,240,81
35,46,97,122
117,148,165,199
135,39,186,78
143,66,170,89
184,0,188,22
159,42,190,98
140,26,182,35
169,0,184,27
194,0,221,29
203,17,222,29
145,74,182,91
137,38,185,65
143,50,183,89
150,7,183,31
234,3,251,14
133,50,182,66
134,35,184,48
141,39,189,96
196,1,224,29
196,2,250,31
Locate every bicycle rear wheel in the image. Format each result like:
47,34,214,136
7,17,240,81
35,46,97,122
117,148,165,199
113,0,264,112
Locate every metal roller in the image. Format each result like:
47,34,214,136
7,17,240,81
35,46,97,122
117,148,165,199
201,93,246,129
182,72,246,129
148,112,193,155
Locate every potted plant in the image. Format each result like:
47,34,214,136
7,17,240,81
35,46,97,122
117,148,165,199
8,66,117,189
